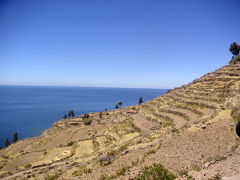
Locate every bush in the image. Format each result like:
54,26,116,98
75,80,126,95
129,163,176,180
118,101,123,106
44,173,60,180
83,113,90,119
179,169,188,177
83,118,92,125
67,141,74,146
229,42,240,55
24,164,32,169
115,166,130,177
99,156,112,166
12,132,18,143
139,97,143,105
67,110,75,118
72,166,92,177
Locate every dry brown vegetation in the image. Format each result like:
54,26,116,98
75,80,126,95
1,63,240,180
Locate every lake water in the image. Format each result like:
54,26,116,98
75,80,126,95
0,85,167,147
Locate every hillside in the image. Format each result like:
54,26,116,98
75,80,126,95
0,63,240,180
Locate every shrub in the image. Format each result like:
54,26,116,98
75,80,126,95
24,164,32,169
229,42,240,56
179,169,188,177
99,156,112,166
115,166,130,177
2,155,9,159
129,163,176,180
144,149,156,157
99,174,111,180
214,173,222,180
139,97,143,105
83,113,90,119
72,167,92,177
107,150,117,157
83,118,92,125
43,151,47,156
67,110,75,118
44,173,60,180
67,141,74,146
12,132,18,143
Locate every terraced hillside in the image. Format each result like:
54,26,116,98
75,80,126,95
0,63,240,180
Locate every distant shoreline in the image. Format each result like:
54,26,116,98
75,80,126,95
0,86,167,146
0,84,169,90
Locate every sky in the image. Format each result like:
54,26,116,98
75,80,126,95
0,0,239,89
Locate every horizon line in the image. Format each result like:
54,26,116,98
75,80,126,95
0,84,171,90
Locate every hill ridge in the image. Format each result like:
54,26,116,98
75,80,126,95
1,63,240,180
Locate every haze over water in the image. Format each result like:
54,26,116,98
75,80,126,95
0,85,167,147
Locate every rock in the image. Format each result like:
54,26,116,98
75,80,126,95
70,162,78,167
150,126,159,130
112,120,119,124
210,160,216,164
201,124,207,130
121,150,128,155
204,162,211,168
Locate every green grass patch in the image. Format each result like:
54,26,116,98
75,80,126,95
129,163,176,180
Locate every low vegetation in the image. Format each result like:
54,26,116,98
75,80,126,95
72,166,92,177
129,163,176,180
83,118,92,125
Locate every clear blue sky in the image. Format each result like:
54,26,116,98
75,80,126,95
0,0,239,89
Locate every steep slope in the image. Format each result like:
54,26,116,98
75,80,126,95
0,63,240,180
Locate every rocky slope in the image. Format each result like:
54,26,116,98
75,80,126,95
0,62,240,180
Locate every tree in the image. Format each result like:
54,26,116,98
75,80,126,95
115,105,119,109
67,110,75,118
5,138,10,147
138,97,143,105
118,101,123,106
83,113,89,119
12,132,18,143
229,42,240,56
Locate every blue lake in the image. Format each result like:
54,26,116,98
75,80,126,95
0,85,167,147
